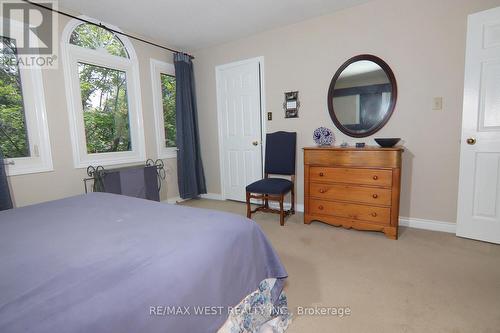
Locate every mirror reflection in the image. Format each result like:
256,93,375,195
331,60,392,135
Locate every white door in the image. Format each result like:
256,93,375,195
457,7,500,244
216,58,264,202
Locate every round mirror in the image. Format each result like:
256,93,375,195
327,55,397,138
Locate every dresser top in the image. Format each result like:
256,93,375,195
303,145,404,151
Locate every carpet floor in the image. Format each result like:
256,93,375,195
181,199,500,333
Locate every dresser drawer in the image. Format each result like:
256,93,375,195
304,149,401,168
310,183,392,206
309,167,392,187
309,199,391,224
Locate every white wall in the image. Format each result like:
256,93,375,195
193,0,500,223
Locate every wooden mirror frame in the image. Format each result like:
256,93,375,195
327,54,398,138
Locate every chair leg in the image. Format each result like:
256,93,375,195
246,192,251,219
264,196,269,209
291,187,295,215
279,194,285,226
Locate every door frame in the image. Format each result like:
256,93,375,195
215,56,266,200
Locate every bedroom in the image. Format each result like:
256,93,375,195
1,0,499,332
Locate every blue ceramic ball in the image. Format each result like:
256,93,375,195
313,127,334,146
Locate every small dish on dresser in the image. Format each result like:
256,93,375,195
375,138,400,148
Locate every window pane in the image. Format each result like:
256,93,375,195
160,73,176,147
70,24,129,58
0,36,30,158
78,62,131,153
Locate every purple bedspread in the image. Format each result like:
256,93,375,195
0,193,287,332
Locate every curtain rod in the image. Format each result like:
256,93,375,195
21,0,195,59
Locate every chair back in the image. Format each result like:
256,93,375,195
264,131,297,176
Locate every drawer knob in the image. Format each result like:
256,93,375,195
372,194,378,199
371,212,377,217
318,205,324,210
372,175,379,180
319,172,324,177
319,189,326,193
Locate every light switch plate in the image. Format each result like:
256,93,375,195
433,97,443,110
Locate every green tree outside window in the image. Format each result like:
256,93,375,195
70,23,129,58
0,36,30,158
78,63,131,153
160,74,176,148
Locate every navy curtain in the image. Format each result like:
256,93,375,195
174,53,207,199
0,151,13,211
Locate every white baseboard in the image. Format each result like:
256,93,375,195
178,195,457,234
200,193,224,200
398,217,456,233
164,193,223,204
269,204,455,233
164,196,186,204
253,201,456,234
268,201,304,212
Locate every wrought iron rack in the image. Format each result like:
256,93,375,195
83,159,166,194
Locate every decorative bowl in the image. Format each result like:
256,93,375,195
374,138,401,148
313,127,334,146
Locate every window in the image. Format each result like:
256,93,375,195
70,23,129,58
78,63,131,153
161,73,176,148
151,59,177,159
0,37,29,158
0,20,52,176
62,19,145,167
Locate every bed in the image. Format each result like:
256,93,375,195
0,193,289,332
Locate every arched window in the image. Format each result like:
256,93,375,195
62,19,144,167
69,23,129,58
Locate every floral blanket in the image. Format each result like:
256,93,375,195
219,279,292,333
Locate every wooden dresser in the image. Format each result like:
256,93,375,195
303,146,403,239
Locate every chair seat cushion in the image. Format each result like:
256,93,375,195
246,178,293,195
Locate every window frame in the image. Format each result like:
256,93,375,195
150,58,177,159
61,17,145,168
1,18,53,176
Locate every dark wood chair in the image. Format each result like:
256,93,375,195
246,131,297,226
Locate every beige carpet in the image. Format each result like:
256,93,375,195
181,199,500,333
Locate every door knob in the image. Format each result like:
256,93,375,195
252,141,259,146
466,138,476,145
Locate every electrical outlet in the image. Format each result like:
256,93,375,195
267,112,272,121
433,97,443,111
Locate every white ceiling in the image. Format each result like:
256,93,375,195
58,0,372,52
